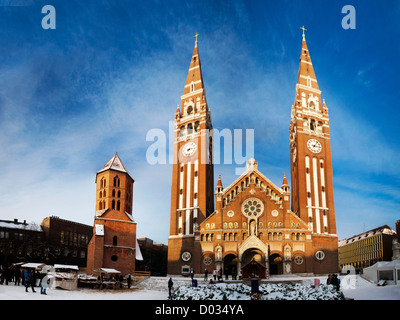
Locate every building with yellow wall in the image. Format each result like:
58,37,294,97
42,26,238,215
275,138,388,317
338,225,396,273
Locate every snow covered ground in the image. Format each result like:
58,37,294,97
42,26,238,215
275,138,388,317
0,275,399,300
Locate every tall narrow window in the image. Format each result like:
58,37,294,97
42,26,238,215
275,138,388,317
117,200,120,211
112,200,116,210
310,119,316,131
113,236,118,246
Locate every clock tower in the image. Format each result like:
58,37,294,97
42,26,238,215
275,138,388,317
167,35,215,275
289,29,338,273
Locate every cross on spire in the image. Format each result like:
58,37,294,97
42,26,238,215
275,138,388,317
194,32,200,47
300,26,307,41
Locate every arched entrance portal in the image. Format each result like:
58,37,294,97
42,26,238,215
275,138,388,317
269,253,283,275
223,254,237,279
241,248,266,278
242,248,264,266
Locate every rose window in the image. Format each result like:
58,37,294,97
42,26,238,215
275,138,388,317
203,257,212,265
241,197,264,218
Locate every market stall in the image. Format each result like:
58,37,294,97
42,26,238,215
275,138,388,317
93,268,122,289
51,264,79,290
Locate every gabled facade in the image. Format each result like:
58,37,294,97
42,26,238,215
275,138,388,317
199,159,313,276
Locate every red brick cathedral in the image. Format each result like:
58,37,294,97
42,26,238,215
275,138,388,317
168,31,338,277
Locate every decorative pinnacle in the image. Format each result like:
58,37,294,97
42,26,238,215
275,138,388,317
194,32,200,47
300,25,307,41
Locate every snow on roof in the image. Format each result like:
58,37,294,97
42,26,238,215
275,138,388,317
0,220,42,232
339,225,396,246
364,260,400,271
21,263,46,269
54,264,79,270
97,153,133,180
96,268,121,274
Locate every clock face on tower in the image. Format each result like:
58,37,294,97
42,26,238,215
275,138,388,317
181,142,197,157
307,139,322,153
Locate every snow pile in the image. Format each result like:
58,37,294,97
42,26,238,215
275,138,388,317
172,282,344,300
259,283,344,300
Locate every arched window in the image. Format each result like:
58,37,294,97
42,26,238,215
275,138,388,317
117,190,121,198
187,123,193,134
117,200,120,211
179,126,185,137
99,201,102,210
113,236,118,246
112,200,116,210
112,189,116,197
310,119,316,131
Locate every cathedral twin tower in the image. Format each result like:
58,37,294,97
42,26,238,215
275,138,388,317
168,31,339,277
86,30,339,277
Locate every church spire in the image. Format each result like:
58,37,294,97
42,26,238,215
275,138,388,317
281,173,289,193
296,27,320,92
181,33,207,108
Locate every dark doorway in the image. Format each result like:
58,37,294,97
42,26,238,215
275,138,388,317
269,253,283,275
223,254,237,279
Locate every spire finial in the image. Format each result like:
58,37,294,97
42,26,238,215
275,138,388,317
193,32,200,47
300,25,307,41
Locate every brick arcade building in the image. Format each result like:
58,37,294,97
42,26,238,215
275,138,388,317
167,31,339,277
86,153,139,275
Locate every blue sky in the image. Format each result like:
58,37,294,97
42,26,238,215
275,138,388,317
0,0,399,245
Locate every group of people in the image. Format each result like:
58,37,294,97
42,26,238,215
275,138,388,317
0,265,23,285
326,274,341,290
188,268,229,283
0,265,51,295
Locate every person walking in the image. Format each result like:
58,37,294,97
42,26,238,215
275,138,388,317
213,269,217,281
14,267,21,286
217,269,222,282
190,268,194,280
3,266,10,285
168,278,173,299
41,272,51,295
204,269,208,281
127,274,132,289
24,268,36,293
